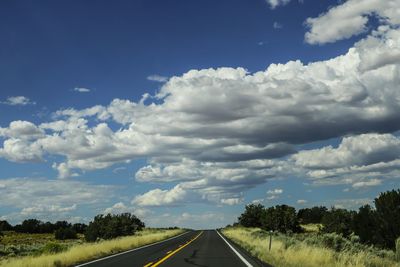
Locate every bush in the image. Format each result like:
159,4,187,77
396,237,400,261
54,228,77,240
40,242,67,254
85,213,145,242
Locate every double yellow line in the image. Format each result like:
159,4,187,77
144,231,203,267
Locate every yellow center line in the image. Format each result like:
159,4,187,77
143,262,154,267
149,231,203,267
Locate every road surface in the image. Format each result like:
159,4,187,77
76,230,268,267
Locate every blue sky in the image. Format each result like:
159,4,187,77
1,0,400,229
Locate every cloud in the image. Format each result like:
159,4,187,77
304,0,400,44
297,199,307,204
352,178,382,189
293,133,400,187
21,204,77,216
267,188,283,200
147,74,168,82
267,188,283,195
0,13,399,206
273,22,283,29
1,96,35,106
293,133,400,169
132,185,188,207
0,177,115,223
266,0,291,9
74,87,91,93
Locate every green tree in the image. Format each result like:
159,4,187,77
238,204,266,228
54,228,77,240
297,206,328,224
0,220,12,231
374,189,400,249
262,205,302,233
322,208,355,237
85,213,145,242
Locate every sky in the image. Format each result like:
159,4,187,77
0,0,400,229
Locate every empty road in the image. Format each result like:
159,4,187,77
76,230,267,267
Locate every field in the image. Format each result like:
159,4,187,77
222,227,400,267
0,228,184,267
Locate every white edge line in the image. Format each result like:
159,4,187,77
75,231,190,267
216,230,254,267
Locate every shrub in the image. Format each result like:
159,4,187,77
54,228,77,240
396,237,400,261
40,242,67,254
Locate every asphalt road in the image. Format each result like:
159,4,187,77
76,230,268,267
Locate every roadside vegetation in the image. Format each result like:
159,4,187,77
223,189,400,267
0,213,184,267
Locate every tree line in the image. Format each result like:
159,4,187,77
0,213,145,242
236,189,400,250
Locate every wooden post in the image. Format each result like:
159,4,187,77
269,230,273,251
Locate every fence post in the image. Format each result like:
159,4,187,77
269,230,273,251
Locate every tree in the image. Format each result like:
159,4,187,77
374,189,400,249
14,219,43,233
55,228,77,240
72,223,87,234
238,204,266,228
321,208,355,237
0,220,12,231
297,206,328,224
262,205,302,233
353,205,382,245
85,213,145,242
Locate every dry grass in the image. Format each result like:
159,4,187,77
0,228,184,267
222,227,399,267
300,224,321,233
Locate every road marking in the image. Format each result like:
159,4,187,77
143,262,154,267
215,230,254,267
150,231,203,267
74,231,190,267
166,250,172,254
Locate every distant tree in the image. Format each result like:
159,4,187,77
238,204,266,228
262,205,302,233
297,206,328,224
322,208,355,237
0,220,12,231
54,221,71,230
15,219,43,233
85,213,145,242
55,227,77,240
72,223,87,234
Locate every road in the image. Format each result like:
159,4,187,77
76,230,268,267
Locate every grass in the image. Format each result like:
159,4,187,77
222,227,399,267
0,231,84,258
300,224,322,233
0,228,184,267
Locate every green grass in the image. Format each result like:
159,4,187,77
222,227,399,267
0,228,184,267
0,231,83,259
